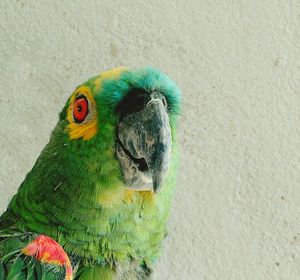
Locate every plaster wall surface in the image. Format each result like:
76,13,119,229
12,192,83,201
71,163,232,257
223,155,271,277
1,1,300,279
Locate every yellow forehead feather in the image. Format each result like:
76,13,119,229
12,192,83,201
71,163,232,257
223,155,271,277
94,67,127,92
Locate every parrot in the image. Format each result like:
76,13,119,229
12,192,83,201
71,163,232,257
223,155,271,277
0,67,181,280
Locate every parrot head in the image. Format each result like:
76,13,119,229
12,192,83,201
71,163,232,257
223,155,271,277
53,67,180,195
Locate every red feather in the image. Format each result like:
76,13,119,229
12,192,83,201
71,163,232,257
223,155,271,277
22,235,73,280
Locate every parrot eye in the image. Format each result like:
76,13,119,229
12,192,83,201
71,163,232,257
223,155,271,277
73,96,89,123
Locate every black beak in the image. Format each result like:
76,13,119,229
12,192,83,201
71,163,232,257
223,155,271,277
116,91,171,193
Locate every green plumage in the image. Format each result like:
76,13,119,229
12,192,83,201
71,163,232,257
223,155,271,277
0,67,181,279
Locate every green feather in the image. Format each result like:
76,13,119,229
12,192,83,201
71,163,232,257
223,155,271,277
7,259,25,280
77,266,115,280
0,263,4,280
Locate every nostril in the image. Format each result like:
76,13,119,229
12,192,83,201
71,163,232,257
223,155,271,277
150,91,168,110
162,96,167,108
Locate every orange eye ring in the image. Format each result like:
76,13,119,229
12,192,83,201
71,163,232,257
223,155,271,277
73,96,89,123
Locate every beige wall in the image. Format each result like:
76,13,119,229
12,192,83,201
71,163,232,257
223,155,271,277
1,1,300,279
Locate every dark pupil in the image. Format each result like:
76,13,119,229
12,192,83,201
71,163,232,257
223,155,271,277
77,105,82,112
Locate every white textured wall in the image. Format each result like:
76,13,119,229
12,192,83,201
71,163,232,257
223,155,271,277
1,1,300,279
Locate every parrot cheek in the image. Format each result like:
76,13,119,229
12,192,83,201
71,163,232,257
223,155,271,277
116,96,172,193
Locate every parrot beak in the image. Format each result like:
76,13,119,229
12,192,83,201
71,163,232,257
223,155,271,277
116,92,172,193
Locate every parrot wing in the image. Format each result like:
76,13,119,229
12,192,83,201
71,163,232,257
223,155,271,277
0,230,72,280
